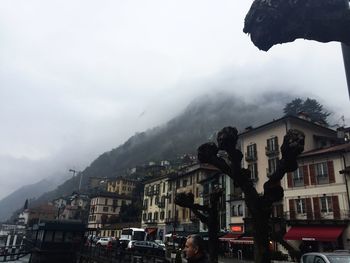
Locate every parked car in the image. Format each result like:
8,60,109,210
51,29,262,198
154,240,166,248
301,252,350,263
133,241,165,256
96,237,113,246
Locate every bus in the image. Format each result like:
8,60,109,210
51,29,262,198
120,228,147,242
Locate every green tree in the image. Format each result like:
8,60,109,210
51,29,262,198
283,97,331,125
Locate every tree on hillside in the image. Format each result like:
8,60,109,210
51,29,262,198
283,98,331,125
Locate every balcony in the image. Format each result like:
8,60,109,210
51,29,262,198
145,189,155,196
265,147,279,157
157,201,165,208
144,219,157,225
266,168,275,178
245,153,257,162
284,210,350,223
142,205,148,210
228,193,244,201
165,217,178,225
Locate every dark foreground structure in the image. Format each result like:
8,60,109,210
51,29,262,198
27,220,85,263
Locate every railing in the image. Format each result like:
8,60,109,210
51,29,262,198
266,168,276,178
78,244,167,263
284,210,350,221
0,240,34,262
228,193,244,201
265,147,279,156
245,153,257,162
157,202,165,208
144,219,157,224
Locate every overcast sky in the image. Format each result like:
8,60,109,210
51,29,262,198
0,1,349,200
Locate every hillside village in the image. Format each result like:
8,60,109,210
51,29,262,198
1,113,350,260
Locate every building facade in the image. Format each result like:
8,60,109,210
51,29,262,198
87,192,132,230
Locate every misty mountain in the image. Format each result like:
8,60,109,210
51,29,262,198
1,91,293,221
0,175,68,222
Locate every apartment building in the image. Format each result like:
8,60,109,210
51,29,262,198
141,174,170,240
284,143,350,252
224,115,345,256
87,192,132,230
107,177,138,196
141,163,219,240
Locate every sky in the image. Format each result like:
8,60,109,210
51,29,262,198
0,0,349,200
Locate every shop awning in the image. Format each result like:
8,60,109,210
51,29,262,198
284,226,345,241
219,233,241,241
145,228,157,235
229,237,254,245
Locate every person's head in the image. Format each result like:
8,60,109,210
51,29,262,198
184,235,205,260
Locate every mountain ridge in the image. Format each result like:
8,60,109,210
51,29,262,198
1,91,292,221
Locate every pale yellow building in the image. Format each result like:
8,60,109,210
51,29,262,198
107,177,138,196
141,163,219,240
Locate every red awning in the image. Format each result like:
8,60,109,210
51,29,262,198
145,228,157,235
219,233,240,241
230,237,254,245
284,226,345,241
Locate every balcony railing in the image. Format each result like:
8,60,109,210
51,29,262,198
284,210,350,221
265,147,279,157
144,219,157,224
228,193,244,201
245,153,257,162
145,189,154,196
266,168,275,178
165,217,178,224
157,201,165,208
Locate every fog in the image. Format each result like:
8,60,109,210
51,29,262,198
0,0,349,200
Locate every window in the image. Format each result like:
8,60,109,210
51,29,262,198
168,210,171,219
268,158,278,175
160,211,165,220
292,167,304,187
154,212,158,220
296,199,306,214
155,196,159,205
247,144,257,159
163,182,165,193
148,213,152,221
113,199,118,207
267,136,278,151
189,176,193,185
320,196,333,213
104,198,108,205
231,205,237,217
315,162,329,184
196,187,199,198
176,180,180,188
238,205,243,216
183,208,186,219
168,182,172,191
183,179,188,187
150,197,153,206
103,206,108,212
247,163,258,180
143,213,147,221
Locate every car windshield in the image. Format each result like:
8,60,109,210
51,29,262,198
326,255,350,263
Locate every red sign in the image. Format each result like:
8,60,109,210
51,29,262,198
230,225,243,232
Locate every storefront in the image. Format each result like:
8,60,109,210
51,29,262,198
284,225,346,252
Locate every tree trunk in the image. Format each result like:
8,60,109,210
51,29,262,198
208,195,219,263
253,216,271,263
